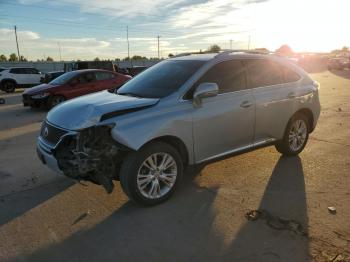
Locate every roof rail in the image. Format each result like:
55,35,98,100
215,49,274,58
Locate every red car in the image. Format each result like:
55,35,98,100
22,69,131,109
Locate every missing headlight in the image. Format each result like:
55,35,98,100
54,124,130,193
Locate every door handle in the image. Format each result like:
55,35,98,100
287,92,296,98
240,101,253,108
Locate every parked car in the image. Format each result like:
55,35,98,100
23,69,131,109
127,66,148,76
64,61,115,72
41,71,65,83
0,67,44,93
327,57,350,70
37,52,321,206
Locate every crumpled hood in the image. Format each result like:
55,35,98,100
23,83,53,95
47,91,159,130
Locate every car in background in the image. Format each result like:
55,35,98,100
127,66,148,76
22,69,131,109
64,61,115,72
327,57,350,70
0,67,44,93
41,71,65,83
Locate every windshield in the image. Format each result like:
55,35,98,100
49,71,80,85
117,60,205,98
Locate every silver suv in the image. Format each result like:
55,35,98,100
37,52,320,206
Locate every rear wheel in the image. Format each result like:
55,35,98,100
47,95,65,109
119,142,183,206
2,81,16,93
275,114,309,156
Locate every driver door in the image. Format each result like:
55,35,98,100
191,60,255,163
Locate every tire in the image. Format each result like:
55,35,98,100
275,113,310,156
119,142,183,206
47,95,65,109
1,81,16,93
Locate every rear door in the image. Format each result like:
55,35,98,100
244,59,301,142
191,60,255,162
95,71,118,91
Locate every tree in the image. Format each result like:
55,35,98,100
341,46,349,52
19,55,28,62
46,56,54,62
0,54,7,61
208,44,221,53
9,53,18,62
94,57,100,61
275,45,294,56
131,55,146,60
168,53,174,58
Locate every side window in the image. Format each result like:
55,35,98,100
283,66,301,83
9,68,23,74
244,59,284,88
195,60,246,95
95,72,113,81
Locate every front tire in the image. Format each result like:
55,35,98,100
119,142,183,206
2,81,16,93
47,95,65,109
275,114,310,156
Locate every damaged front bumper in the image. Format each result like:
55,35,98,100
37,122,130,193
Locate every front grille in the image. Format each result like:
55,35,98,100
40,121,68,145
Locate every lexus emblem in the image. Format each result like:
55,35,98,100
43,127,49,137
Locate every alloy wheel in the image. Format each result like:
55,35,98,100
137,152,178,199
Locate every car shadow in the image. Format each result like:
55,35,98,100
221,156,309,261
8,168,223,262
4,157,309,262
0,179,74,226
329,69,350,79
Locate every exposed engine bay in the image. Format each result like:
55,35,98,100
53,125,130,193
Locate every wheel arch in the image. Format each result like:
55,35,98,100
0,78,17,85
141,135,189,166
291,108,315,132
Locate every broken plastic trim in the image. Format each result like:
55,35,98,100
53,124,131,193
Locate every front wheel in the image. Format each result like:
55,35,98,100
275,114,309,156
119,142,183,206
2,81,16,93
47,95,65,109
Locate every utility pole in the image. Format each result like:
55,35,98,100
157,35,161,59
14,25,21,61
248,35,251,50
230,39,233,50
57,42,62,61
126,26,130,60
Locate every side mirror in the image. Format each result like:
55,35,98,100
193,82,218,107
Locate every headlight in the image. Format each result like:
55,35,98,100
31,92,50,99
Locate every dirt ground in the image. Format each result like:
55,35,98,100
0,69,349,262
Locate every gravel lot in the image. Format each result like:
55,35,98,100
0,69,349,262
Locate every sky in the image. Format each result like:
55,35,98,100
0,0,349,60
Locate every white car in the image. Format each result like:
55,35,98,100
0,67,44,93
